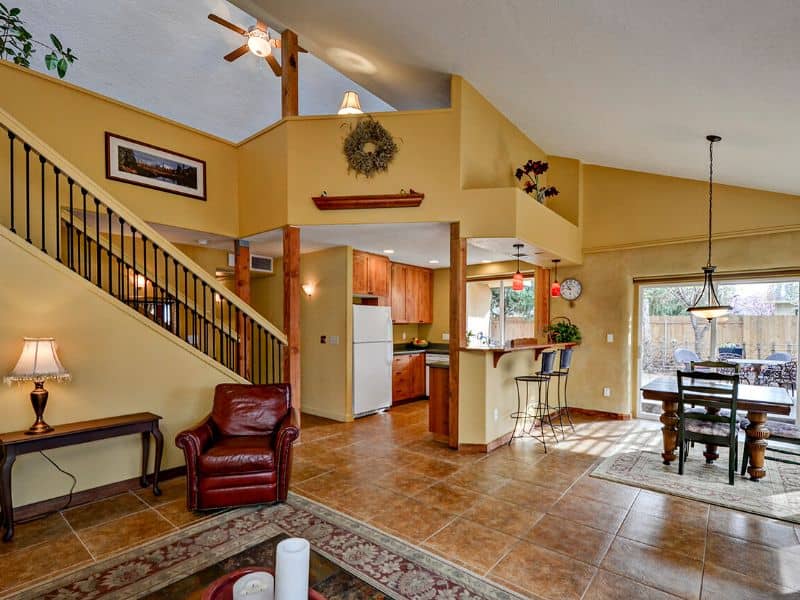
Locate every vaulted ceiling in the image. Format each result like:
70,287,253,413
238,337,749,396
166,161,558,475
234,0,800,196
14,0,392,141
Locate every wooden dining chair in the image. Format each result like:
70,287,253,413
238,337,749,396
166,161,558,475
677,369,740,485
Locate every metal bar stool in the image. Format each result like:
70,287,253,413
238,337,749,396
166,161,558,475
547,348,575,438
510,350,558,451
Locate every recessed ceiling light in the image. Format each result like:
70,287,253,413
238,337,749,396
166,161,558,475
428,259,440,264
197,239,209,245
383,249,395,254
481,259,491,264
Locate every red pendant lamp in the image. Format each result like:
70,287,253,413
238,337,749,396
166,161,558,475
511,244,525,291
550,259,561,297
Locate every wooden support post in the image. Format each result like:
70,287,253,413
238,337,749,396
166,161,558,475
281,29,299,118
283,226,301,413
235,240,251,379
449,223,466,449
534,266,551,340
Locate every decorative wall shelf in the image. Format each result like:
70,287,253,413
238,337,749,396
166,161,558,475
312,189,424,210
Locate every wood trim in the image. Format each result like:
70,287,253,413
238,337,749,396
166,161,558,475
312,190,424,210
534,266,551,340
448,223,465,449
458,431,513,453
487,342,578,368
283,226,301,415
235,240,251,379
104,132,207,201
14,466,186,522
281,30,299,118
568,407,631,420
633,267,800,285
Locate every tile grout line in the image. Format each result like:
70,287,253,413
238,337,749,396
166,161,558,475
58,509,97,562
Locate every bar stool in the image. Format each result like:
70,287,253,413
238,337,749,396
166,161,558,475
510,350,558,451
547,348,575,438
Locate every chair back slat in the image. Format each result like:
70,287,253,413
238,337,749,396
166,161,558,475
676,370,739,424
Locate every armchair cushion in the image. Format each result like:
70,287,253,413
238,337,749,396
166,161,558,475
212,384,291,437
198,437,276,476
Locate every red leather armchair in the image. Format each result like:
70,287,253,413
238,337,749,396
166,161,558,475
175,383,299,511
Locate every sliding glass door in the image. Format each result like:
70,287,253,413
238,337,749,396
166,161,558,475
637,278,799,419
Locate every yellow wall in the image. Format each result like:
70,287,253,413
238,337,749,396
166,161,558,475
0,62,240,237
0,228,241,508
250,257,284,330
393,323,420,343
174,244,235,294
582,164,800,253
299,246,353,421
237,125,289,237
546,156,582,228
420,268,451,343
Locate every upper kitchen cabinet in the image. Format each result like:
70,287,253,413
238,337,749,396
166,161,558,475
391,263,433,324
353,250,390,297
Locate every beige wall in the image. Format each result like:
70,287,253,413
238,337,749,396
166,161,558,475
420,268,451,343
0,63,240,237
237,125,289,237
299,247,353,421
0,229,241,508
393,323,420,343
250,257,284,330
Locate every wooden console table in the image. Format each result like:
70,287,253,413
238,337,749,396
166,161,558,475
0,412,163,542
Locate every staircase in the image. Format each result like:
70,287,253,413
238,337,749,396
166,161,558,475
0,107,286,384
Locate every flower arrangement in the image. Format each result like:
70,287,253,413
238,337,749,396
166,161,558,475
515,160,558,204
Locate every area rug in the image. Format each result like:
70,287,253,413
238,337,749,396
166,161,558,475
592,431,800,523
10,494,520,600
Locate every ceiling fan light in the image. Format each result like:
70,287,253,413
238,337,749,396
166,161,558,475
338,90,363,115
247,35,271,57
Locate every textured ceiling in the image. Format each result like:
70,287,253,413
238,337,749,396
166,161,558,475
234,0,800,196
14,0,393,141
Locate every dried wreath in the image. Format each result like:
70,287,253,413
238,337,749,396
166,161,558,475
343,117,399,177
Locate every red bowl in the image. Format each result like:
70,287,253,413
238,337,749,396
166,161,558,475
201,567,326,600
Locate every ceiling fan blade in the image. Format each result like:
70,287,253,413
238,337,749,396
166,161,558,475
265,54,282,77
208,13,247,36
224,44,250,62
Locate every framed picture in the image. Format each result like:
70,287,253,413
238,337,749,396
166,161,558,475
105,132,206,201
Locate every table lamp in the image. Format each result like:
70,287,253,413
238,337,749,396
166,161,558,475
4,338,71,435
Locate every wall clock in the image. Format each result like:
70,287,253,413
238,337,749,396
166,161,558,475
560,278,582,301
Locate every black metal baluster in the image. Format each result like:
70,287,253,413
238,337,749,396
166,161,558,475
259,328,264,384
192,274,198,348
53,167,61,262
81,189,89,280
153,244,160,323
142,236,148,315
132,226,137,305
106,207,113,295
202,281,208,354
119,218,125,299
8,131,15,233
174,259,180,335
39,154,46,252
94,198,101,288
68,178,74,269
24,143,31,243
250,317,255,383
183,266,189,344
228,301,233,370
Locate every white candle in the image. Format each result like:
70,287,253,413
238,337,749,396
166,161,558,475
233,572,274,600
274,537,310,600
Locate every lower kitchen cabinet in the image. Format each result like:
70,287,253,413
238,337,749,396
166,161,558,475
392,352,426,404
427,365,449,442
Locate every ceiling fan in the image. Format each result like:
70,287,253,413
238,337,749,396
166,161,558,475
208,13,307,77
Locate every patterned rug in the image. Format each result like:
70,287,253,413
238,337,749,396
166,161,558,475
592,431,800,523
9,494,521,600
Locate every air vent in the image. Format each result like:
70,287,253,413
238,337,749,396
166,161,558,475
226,253,274,273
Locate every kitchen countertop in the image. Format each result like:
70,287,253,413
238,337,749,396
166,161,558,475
427,363,449,369
393,343,449,355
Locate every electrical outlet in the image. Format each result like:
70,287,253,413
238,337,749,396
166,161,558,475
328,335,340,345
607,333,614,343
493,408,499,422
603,387,611,397
442,332,450,341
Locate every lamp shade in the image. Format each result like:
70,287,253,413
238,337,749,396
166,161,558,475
512,271,524,291
338,91,363,115
4,338,71,384
550,280,561,297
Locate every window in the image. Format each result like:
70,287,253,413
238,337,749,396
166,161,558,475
466,278,534,346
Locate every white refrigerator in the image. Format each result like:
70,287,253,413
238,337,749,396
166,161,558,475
352,305,393,417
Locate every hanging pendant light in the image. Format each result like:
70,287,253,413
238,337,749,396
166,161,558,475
511,243,525,291
550,259,561,297
687,135,731,321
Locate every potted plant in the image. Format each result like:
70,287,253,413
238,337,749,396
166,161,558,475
0,4,77,78
515,160,559,204
545,317,581,344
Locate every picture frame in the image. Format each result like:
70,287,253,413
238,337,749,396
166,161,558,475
105,132,206,201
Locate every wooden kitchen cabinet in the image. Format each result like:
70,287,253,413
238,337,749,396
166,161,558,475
428,365,449,442
392,352,426,404
352,250,390,297
390,263,433,324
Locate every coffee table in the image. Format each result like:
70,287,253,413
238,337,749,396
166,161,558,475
142,533,384,599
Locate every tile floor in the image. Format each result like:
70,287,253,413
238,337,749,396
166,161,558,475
3,401,800,599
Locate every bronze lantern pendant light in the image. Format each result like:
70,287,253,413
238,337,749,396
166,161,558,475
687,135,731,320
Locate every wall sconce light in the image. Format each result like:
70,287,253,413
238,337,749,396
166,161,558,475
302,283,316,297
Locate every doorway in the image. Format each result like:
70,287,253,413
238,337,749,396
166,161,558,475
637,278,799,420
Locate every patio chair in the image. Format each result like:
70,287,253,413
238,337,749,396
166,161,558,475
766,352,792,362
674,348,700,370
677,369,740,485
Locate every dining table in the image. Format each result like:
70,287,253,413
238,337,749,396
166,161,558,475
641,376,793,481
